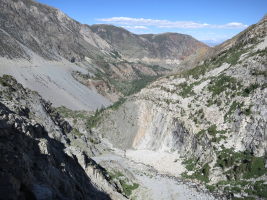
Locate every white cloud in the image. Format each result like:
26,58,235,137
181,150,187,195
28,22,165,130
215,22,248,28
121,25,149,30
97,17,248,29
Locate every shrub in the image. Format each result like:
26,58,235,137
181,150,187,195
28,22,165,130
0,74,13,87
86,107,105,129
182,158,198,171
70,57,76,63
216,148,267,179
108,97,126,110
178,82,198,97
242,84,259,97
111,75,158,96
208,75,241,97
108,171,139,196
224,101,243,121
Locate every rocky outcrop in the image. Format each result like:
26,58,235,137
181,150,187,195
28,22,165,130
0,105,110,200
0,75,127,199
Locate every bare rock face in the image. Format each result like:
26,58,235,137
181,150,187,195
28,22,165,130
0,75,128,200
0,112,109,200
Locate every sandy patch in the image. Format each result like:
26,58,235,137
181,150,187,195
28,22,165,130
126,149,186,177
205,63,230,77
193,80,210,93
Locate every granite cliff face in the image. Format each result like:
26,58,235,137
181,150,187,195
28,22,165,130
97,15,267,199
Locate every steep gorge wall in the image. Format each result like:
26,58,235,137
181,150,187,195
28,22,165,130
98,99,213,161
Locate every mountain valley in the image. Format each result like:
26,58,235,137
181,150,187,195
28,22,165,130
0,0,266,199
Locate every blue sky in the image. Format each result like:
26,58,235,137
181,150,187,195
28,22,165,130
37,0,266,45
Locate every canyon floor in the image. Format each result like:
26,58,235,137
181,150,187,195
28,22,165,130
92,141,217,200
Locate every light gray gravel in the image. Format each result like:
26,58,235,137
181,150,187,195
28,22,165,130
0,58,111,110
93,152,216,200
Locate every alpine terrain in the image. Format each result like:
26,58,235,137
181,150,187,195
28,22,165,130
0,0,266,199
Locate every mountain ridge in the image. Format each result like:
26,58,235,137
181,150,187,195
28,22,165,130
0,0,208,110
91,24,209,67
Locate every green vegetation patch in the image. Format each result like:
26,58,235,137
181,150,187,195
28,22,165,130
198,148,266,198
0,74,14,87
213,42,252,66
146,64,169,72
86,107,105,129
108,97,126,110
70,128,83,137
182,62,210,79
57,97,126,130
182,162,211,183
216,148,267,179
251,69,267,77
56,106,91,119
224,101,253,120
86,97,126,129
208,75,241,97
182,156,211,183
108,170,139,197
110,50,122,59
182,158,198,171
242,84,259,97
110,75,158,96
93,59,165,97
244,105,252,116
224,101,243,121
214,180,267,199
246,181,267,198
178,82,196,97
120,182,139,197
178,80,204,98
224,47,248,65
196,125,227,143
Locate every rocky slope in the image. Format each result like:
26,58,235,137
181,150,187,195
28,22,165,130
0,0,208,109
0,0,112,61
0,75,218,200
0,75,129,200
0,0,155,108
91,24,209,67
96,15,267,199
0,0,207,65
